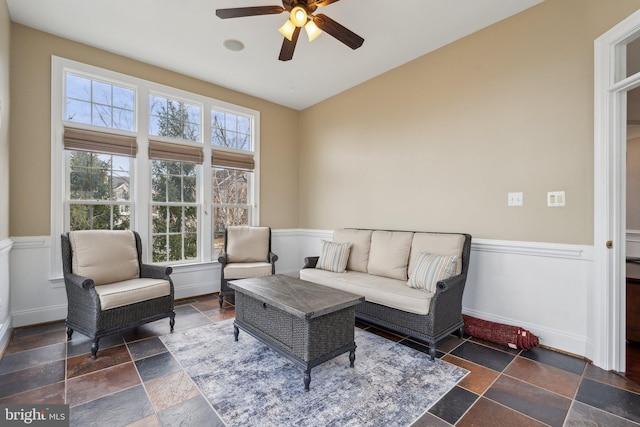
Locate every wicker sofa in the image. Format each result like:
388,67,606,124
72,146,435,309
300,228,472,360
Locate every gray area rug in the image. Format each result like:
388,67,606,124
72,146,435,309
160,320,468,427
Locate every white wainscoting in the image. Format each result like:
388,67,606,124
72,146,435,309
10,236,220,327
464,239,593,358
0,238,13,354
9,230,593,359
290,230,594,358
8,230,306,327
628,230,640,258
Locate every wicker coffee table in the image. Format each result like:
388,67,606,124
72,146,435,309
229,274,365,391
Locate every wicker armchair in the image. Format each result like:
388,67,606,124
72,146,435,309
217,226,278,307
61,230,175,359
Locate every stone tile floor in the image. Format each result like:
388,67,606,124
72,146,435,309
1,294,640,426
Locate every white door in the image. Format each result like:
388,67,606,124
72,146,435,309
594,9,640,372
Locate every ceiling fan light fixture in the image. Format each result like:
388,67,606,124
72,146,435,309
278,19,297,41
305,20,322,42
290,6,308,27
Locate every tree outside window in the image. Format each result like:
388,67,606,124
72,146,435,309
150,99,201,263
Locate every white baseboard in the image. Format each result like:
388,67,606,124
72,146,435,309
0,238,12,352
0,314,12,356
12,304,68,328
462,308,587,358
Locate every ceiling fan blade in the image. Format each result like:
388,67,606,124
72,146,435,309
313,14,364,50
278,27,301,61
216,6,285,19
315,0,341,7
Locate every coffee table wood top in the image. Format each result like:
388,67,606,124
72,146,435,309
229,274,364,320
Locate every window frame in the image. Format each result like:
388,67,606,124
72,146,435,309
50,56,260,278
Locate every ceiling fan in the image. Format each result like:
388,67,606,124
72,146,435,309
216,0,365,61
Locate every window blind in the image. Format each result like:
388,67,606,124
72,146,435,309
64,126,137,157
212,149,255,170
149,139,204,164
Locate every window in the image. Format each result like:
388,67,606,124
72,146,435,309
148,94,203,263
212,168,252,256
52,57,260,270
65,73,135,131
63,74,136,232
151,161,198,262
66,151,131,231
211,109,251,150
150,95,201,142
211,108,256,257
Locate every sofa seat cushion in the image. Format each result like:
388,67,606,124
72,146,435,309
95,278,171,310
224,262,272,279
300,268,433,315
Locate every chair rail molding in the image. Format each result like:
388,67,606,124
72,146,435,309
471,238,592,260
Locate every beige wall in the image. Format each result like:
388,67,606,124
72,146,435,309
299,0,640,245
9,0,640,243
0,0,9,241
9,24,299,236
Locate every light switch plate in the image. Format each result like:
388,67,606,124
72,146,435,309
508,192,523,207
547,191,565,207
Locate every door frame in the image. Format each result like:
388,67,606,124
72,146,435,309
594,8,640,371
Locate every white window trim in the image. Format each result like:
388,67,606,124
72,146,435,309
50,56,260,279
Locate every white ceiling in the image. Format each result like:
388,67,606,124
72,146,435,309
7,0,543,110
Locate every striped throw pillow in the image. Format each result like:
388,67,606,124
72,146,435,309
316,240,352,273
407,252,458,292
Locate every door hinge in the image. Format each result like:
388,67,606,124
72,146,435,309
606,240,613,249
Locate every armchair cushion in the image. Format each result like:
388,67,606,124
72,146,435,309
69,230,139,286
224,262,273,279
94,278,171,310
226,226,270,263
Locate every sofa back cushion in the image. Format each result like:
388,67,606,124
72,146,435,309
226,226,269,263
69,230,139,286
333,229,372,273
367,231,414,280
408,233,465,277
